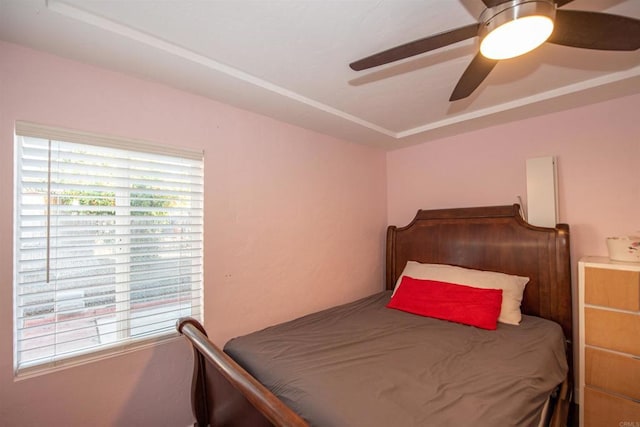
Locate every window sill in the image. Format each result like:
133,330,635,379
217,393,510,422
14,332,182,381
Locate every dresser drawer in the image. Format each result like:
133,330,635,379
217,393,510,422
584,386,640,427
585,347,640,401
585,267,640,311
585,307,640,355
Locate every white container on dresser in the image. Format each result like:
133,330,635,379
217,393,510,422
578,256,640,427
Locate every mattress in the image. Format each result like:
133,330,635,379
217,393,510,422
224,291,568,427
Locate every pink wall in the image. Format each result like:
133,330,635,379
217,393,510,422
0,41,387,426
387,92,640,264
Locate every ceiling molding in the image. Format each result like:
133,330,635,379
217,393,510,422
29,0,638,147
48,0,396,138
397,63,640,138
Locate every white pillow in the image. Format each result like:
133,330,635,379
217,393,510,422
393,261,529,325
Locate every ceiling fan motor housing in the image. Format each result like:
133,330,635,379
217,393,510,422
480,0,556,36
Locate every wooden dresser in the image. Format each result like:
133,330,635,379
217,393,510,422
578,257,640,427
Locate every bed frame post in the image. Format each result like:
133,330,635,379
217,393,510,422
386,225,397,290
177,317,310,427
177,318,209,426
549,376,571,427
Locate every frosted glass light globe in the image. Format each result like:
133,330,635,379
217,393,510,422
480,16,554,60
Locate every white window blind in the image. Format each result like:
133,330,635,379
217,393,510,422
14,122,204,374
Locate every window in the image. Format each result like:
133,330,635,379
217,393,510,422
13,121,204,375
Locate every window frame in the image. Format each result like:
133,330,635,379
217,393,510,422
13,121,204,378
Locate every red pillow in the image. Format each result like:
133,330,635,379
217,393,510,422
387,276,503,330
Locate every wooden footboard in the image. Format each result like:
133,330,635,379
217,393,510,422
177,317,309,427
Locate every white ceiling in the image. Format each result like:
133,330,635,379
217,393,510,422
1,0,639,149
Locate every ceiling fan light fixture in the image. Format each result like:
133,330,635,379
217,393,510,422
479,0,556,60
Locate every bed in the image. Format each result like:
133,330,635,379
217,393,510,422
177,204,573,427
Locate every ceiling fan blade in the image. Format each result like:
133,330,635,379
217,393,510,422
350,23,479,71
449,53,498,101
548,10,640,51
555,0,574,7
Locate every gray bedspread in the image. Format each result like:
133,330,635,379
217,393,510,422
224,291,567,427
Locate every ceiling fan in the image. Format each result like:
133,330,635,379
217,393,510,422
349,0,640,101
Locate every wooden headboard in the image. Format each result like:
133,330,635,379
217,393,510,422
386,204,573,422
386,204,572,342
